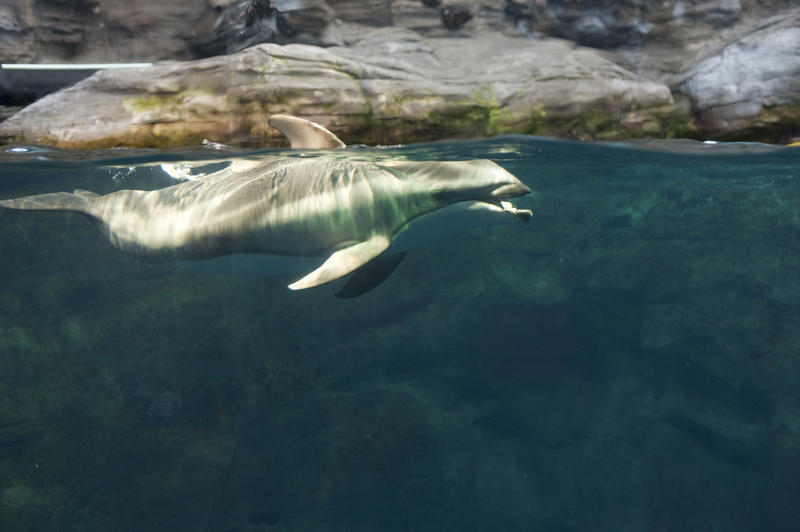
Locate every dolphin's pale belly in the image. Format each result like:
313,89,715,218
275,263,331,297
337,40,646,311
174,200,520,278
97,162,383,259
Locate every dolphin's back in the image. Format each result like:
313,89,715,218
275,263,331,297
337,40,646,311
0,158,396,260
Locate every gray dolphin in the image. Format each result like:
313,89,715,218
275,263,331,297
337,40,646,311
0,116,532,297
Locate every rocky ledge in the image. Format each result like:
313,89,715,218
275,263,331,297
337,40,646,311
1,4,800,148
673,10,800,142
0,29,686,149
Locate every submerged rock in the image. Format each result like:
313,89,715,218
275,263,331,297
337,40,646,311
0,29,684,148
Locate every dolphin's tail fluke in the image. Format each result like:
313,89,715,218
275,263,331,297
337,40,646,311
0,189,98,215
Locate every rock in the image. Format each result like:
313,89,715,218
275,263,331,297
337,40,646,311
0,28,686,148
0,106,21,121
521,0,749,50
0,5,35,64
674,11,800,141
392,0,511,37
440,6,473,31
5,1,799,143
0,0,209,63
504,1,534,24
511,1,791,79
327,0,393,26
190,0,333,57
0,0,335,67
537,0,655,49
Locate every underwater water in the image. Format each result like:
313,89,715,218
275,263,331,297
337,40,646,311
0,136,799,531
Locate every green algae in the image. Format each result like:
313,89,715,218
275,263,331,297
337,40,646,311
709,105,800,143
124,89,218,113
510,102,693,141
349,82,695,144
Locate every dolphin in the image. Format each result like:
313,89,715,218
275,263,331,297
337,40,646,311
0,116,532,297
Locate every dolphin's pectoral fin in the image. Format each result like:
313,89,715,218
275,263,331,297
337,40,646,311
268,114,347,149
288,235,391,291
335,252,407,299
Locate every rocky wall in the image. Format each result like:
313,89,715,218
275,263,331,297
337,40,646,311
1,1,800,145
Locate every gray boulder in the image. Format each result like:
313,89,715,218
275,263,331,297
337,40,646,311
538,0,742,49
675,11,800,141
0,28,685,149
0,0,336,65
0,0,208,64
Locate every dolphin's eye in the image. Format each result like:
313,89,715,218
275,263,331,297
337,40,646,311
433,190,447,202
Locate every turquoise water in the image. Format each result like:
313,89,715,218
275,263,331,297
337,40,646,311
1,136,799,531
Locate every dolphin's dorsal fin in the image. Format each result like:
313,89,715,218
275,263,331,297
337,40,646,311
268,114,346,149
288,235,390,290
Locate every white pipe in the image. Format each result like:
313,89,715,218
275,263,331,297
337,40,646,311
1,63,153,70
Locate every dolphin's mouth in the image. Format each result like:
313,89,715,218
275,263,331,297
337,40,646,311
491,182,532,199
486,182,532,221
500,200,533,221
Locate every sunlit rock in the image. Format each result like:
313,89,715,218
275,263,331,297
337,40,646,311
675,11,800,142
0,29,683,148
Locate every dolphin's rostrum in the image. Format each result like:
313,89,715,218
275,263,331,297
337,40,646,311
0,116,532,297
